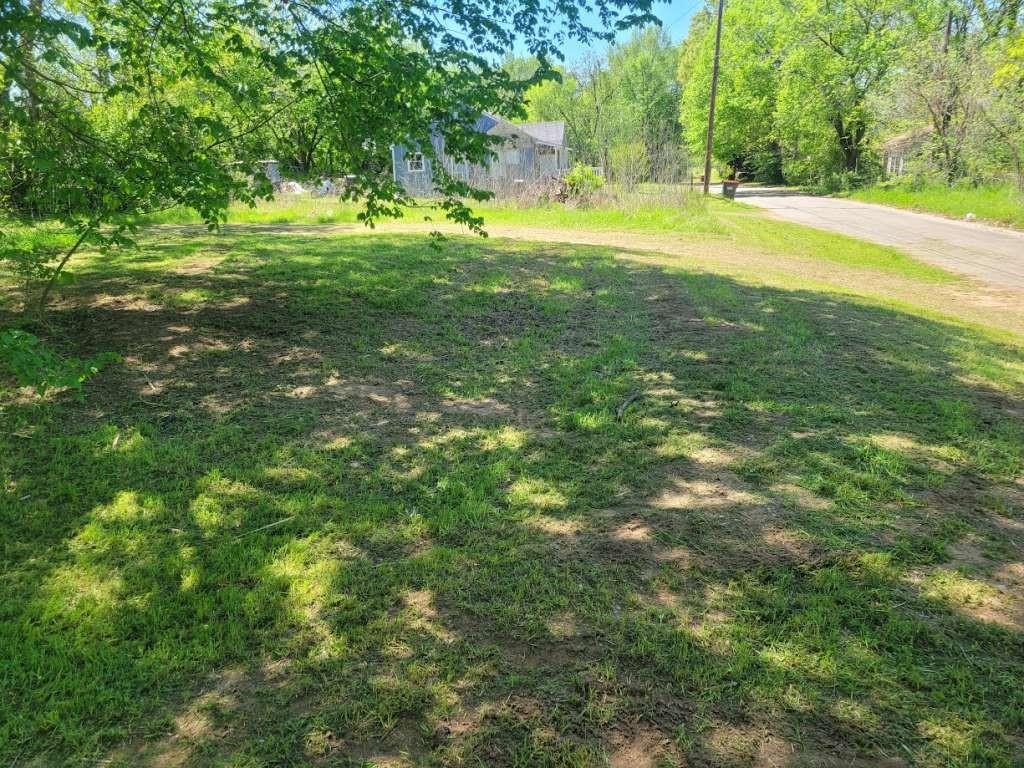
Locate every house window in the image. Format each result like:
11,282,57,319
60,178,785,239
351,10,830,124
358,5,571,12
406,153,425,172
537,144,556,156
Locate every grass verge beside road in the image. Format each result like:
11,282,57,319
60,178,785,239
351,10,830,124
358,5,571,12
846,183,1024,230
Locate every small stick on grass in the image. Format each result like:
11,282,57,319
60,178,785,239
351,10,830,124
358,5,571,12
233,515,296,541
616,391,642,421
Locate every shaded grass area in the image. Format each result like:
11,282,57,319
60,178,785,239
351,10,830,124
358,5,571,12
845,183,1024,230
1,231,1023,767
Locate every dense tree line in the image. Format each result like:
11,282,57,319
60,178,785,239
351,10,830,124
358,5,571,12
678,0,1024,188
502,1,1023,189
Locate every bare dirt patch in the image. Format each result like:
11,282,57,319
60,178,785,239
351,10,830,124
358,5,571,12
607,726,676,768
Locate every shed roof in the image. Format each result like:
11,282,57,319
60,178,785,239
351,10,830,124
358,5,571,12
883,127,931,153
516,121,566,147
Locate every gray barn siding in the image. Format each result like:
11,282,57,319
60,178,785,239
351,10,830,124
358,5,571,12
392,115,568,196
392,135,444,196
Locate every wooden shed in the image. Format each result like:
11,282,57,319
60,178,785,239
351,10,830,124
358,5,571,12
882,129,931,177
392,114,570,196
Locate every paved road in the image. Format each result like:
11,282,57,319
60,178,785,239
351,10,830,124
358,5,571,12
732,187,1024,289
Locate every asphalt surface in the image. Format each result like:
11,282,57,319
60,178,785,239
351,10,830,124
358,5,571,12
732,187,1024,289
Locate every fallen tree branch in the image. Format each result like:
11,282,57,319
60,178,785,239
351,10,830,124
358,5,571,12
615,391,641,421
37,226,92,312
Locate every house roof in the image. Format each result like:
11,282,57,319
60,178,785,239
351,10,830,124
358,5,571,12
516,121,566,147
883,127,931,152
474,113,568,147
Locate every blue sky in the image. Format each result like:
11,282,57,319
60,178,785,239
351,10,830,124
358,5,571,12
555,0,706,64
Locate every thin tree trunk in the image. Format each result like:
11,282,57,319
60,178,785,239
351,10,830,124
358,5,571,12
22,0,42,119
37,227,91,312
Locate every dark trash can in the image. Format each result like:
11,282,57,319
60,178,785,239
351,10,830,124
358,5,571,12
722,180,740,200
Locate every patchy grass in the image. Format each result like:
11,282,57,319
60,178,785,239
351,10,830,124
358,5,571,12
707,203,954,283
139,195,365,226
134,186,716,231
463,198,954,283
471,192,722,235
136,194,954,284
846,183,1024,230
2,227,1023,767
134,191,717,231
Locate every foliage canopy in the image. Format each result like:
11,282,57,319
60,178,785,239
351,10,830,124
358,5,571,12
1,0,657,301
678,0,1024,188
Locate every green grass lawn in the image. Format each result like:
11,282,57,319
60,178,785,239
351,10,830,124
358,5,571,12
469,191,724,235
136,193,954,284
846,183,1024,230
135,186,717,231
136,189,719,231
2,224,1023,767
140,195,367,226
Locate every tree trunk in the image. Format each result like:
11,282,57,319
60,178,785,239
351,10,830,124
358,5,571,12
22,0,42,119
830,113,868,174
37,227,91,312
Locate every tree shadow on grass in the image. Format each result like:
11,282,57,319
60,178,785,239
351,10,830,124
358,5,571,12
1,232,1022,767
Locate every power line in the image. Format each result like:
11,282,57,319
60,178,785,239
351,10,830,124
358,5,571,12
702,0,725,195
661,0,707,35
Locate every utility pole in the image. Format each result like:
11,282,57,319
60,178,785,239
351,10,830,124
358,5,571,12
702,0,726,195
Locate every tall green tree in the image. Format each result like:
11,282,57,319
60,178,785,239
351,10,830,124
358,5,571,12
678,0,947,185
679,0,783,180
607,26,683,181
776,0,940,182
525,54,621,169
524,25,683,181
984,28,1024,188
875,0,1023,186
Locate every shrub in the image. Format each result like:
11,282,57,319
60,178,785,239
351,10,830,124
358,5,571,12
608,143,648,189
0,329,118,396
564,163,605,200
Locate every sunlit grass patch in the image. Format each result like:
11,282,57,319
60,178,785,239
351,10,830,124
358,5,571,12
714,203,957,282
507,477,569,510
136,195,364,226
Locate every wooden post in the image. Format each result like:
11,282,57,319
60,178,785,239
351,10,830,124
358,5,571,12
703,0,726,196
